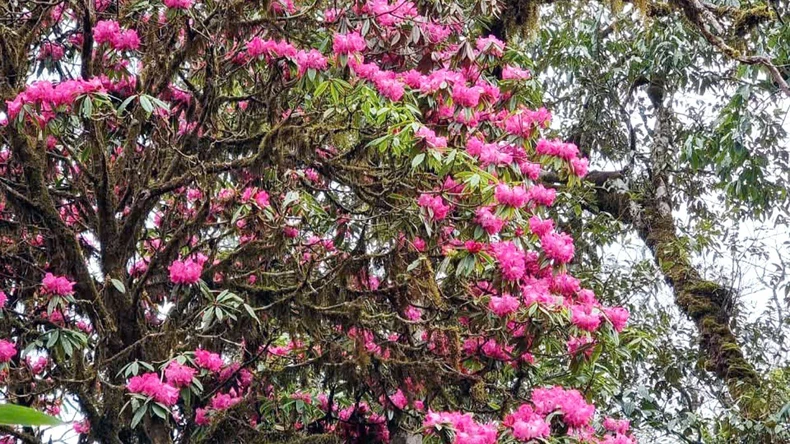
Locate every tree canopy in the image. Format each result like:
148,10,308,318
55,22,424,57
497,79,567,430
0,0,789,443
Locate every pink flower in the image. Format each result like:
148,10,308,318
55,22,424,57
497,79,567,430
571,304,601,332
571,157,589,177
41,273,75,296
528,216,553,237
168,258,202,285
452,84,483,108
494,184,528,208
253,190,270,208
475,35,504,57
210,392,241,410
475,207,506,235
0,340,16,362
417,194,450,221
601,434,637,444
295,49,328,76
38,43,65,61
0,291,7,308
404,306,422,321
502,65,531,80
567,335,594,357
164,0,193,8
194,349,223,372
527,184,556,207
324,8,341,22
375,77,405,101
127,373,180,406
488,295,520,317
491,241,526,282
605,307,629,332
531,386,595,428
195,407,210,425
164,361,196,387
93,20,121,45
541,231,574,264
505,405,550,441
415,126,447,150
332,32,367,55
389,389,408,410
423,411,498,444
73,420,90,434
93,20,140,51
535,139,580,160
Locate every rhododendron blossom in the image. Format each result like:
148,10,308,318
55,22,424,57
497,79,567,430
168,258,203,284
127,373,180,406
41,273,75,296
0,340,16,363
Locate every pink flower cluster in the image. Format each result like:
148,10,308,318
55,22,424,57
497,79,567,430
475,207,506,235
475,35,505,57
503,405,550,441
414,126,447,149
491,242,526,281
295,49,328,76
466,137,513,167
246,37,328,78
332,32,367,55
488,294,520,317
163,0,193,9
424,411,498,444
168,256,204,285
247,37,297,59
502,65,531,80
494,184,529,208
37,42,65,61
41,273,75,296
0,339,16,362
349,60,406,101
359,0,418,26
504,107,552,138
127,373,179,406
164,361,196,387
93,20,140,51
531,386,595,428
417,193,450,221
194,349,223,372
5,79,105,122
535,139,579,160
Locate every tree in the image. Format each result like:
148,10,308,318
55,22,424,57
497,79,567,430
0,0,640,443
488,0,790,441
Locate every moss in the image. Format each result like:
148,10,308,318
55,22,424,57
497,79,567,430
646,2,672,17
732,5,773,37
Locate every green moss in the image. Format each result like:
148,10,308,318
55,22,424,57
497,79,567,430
733,5,773,37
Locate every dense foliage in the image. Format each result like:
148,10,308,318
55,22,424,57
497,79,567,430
0,0,644,443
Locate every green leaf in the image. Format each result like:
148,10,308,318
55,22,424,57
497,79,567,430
243,304,260,324
81,97,93,118
411,153,426,168
151,403,169,420
139,95,154,114
131,403,147,429
117,95,136,114
110,278,126,294
0,404,63,426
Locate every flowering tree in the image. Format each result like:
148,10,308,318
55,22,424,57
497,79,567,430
0,0,637,443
